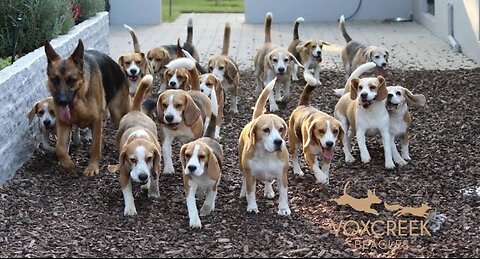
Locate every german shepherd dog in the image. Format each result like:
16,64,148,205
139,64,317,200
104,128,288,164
44,39,131,176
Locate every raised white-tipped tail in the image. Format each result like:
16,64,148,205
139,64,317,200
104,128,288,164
348,62,377,82
123,24,134,32
253,77,277,119
340,15,345,24
333,88,345,97
296,17,304,23
166,58,196,70
182,49,196,62
210,85,218,117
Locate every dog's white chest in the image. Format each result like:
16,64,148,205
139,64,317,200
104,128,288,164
357,104,389,130
389,117,408,137
247,152,285,181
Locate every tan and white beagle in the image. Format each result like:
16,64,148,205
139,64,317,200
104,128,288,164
254,12,303,112
238,77,291,216
108,75,161,216
288,72,344,184
157,87,218,175
180,137,223,228
386,86,426,161
288,17,330,83
199,73,225,140
339,15,389,81
207,22,240,113
163,57,201,92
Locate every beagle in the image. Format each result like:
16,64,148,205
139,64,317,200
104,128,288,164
119,24,154,96
157,87,218,174
180,137,223,228
108,75,161,216
288,72,344,184
163,57,201,92
386,86,426,161
339,15,389,81
207,22,240,113
287,17,330,83
334,75,402,169
254,12,303,112
199,73,225,140
238,77,291,216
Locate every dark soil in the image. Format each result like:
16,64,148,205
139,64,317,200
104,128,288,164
1,69,479,258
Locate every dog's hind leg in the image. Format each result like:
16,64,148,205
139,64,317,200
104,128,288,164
391,136,407,166
108,87,131,128
41,130,55,152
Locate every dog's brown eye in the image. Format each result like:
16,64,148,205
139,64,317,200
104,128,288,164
272,58,278,63
278,127,284,133
155,58,161,62
38,110,45,116
359,86,363,90
370,86,375,90
332,129,339,135
125,61,131,66
185,154,191,159
396,91,401,96
49,110,55,115
263,128,270,133
374,55,380,59
199,155,205,160
209,66,213,71
319,129,325,134
146,156,153,163
284,58,289,63
219,66,224,71
50,77,60,85
67,77,77,86
175,104,182,109
162,103,168,109
130,158,137,164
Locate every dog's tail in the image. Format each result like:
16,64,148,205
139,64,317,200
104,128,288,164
384,202,403,212
253,77,277,119
333,62,377,96
298,71,320,106
132,75,154,112
124,24,141,53
264,12,273,43
343,181,351,196
222,22,231,55
293,17,304,40
186,17,194,45
339,15,352,43
204,85,218,139
182,49,207,75
166,57,196,71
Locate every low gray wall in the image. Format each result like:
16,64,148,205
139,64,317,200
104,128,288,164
0,12,110,185
109,0,162,25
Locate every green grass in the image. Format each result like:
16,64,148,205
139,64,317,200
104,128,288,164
162,0,244,22
0,57,12,71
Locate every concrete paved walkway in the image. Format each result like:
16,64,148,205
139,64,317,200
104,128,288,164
108,13,478,71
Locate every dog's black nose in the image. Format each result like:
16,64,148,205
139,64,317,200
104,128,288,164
382,62,387,67
169,81,177,87
188,165,197,172
57,95,70,106
361,93,368,99
43,120,51,126
274,139,283,147
278,67,285,73
138,173,148,182
326,141,334,148
387,93,393,99
165,115,174,123
130,68,138,75
316,50,321,55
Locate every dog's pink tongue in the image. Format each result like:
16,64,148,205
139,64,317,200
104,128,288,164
58,105,71,123
378,67,386,77
323,149,334,160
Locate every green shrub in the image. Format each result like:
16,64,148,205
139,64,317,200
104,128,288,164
74,0,105,23
0,57,12,70
0,0,74,59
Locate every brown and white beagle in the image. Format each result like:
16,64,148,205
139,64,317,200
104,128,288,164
288,72,344,184
254,12,303,112
180,137,223,228
163,57,201,92
108,75,161,216
238,77,291,216
288,17,330,83
199,73,225,140
157,88,218,175
207,22,240,113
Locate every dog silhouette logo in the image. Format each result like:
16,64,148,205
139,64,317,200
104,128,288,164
384,202,431,218
330,181,383,216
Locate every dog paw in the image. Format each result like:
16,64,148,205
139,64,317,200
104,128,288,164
124,206,138,216
189,216,202,229
293,168,305,177
385,162,396,170
229,106,239,114
148,190,160,199
315,171,329,185
278,207,291,216
345,154,355,163
269,104,279,112
395,158,408,167
247,205,259,214
361,154,371,164
264,190,275,199
163,165,175,174
84,164,99,177
59,158,75,173
200,205,213,216
402,154,411,161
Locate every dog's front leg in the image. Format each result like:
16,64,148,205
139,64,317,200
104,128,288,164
56,122,74,173
313,64,322,85
121,174,137,216
391,136,407,166
380,129,395,169
162,134,175,174
84,119,103,176
42,130,55,152
186,182,201,228
200,185,217,216
305,152,328,184
277,168,291,216
356,129,371,164
291,64,299,81
279,80,291,103
292,146,305,176
245,171,259,213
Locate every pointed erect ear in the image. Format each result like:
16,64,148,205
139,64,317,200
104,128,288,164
350,78,360,100
376,76,388,101
28,101,40,124
206,148,221,180
44,41,60,64
70,39,85,70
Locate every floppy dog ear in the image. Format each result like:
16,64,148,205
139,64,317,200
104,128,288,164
296,41,310,53
321,40,331,46
376,76,388,101
288,52,304,69
248,123,257,148
152,147,161,177
364,47,374,62
44,41,60,64
304,122,318,149
108,148,127,173
336,120,346,147
280,119,288,139
350,78,360,100
225,60,238,82
70,39,84,70
183,94,201,126
206,147,221,180
28,101,39,124
180,144,187,171
404,88,426,106
156,93,166,122
163,68,171,85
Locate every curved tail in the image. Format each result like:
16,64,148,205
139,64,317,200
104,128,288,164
334,62,377,96
298,71,319,106
222,22,231,55
384,202,403,212
253,77,276,119
264,12,273,43
343,181,350,196
124,24,141,53
339,15,352,43
293,17,304,40
204,85,218,139
132,75,154,111
186,17,194,45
